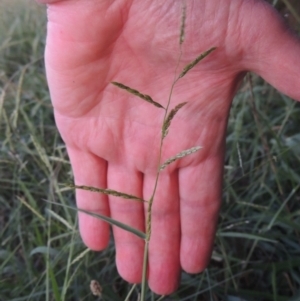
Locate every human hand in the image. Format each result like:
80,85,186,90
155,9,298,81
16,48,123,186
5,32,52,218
38,0,300,294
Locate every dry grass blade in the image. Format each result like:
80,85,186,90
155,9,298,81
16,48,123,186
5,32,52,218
160,146,202,170
31,134,52,173
217,232,277,243
111,81,165,109
124,284,137,301
18,196,46,222
45,208,73,230
179,1,187,45
178,47,216,78
162,102,187,138
12,66,27,129
71,248,90,265
0,88,5,124
69,184,147,203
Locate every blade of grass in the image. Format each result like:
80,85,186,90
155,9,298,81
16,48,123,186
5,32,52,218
44,200,146,240
30,246,59,258
45,208,74,231
12,66,27,129
272,264,278,301
31,134,52,173
70,248,90,265
48,265,61,301
0,88,5,124
124,284,137,301
217,231,277,243
266,183,300,230
61,218,77,301
17,195,46,222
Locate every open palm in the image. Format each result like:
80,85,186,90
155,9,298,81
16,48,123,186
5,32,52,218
41,0,300,294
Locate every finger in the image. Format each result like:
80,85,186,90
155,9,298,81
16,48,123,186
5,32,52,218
179,155,223,273
107,165,145,284
36,0,62,3
243,2,300,101
143,172,181,295
67,148,110,250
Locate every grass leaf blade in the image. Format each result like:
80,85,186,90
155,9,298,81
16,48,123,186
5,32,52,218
218,231,278,243
162,102,187,138
160,146,201,170
45,200,146,240
178,47,216,78
69,184,146,203
78,210,145,239
74,207,147,240
112,81,165,109
49,265,62,301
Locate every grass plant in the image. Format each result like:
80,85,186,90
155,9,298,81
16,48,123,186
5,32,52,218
1,1,300,300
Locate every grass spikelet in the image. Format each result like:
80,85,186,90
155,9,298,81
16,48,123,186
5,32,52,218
179,1,187,45
162,102,187,138
69,184,147,202
111,81,165,109
160,146,202,170
178,47,216,78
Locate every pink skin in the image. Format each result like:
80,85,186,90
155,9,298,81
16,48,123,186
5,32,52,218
37,0,300,295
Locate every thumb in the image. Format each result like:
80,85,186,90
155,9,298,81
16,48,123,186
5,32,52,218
243,2,300,101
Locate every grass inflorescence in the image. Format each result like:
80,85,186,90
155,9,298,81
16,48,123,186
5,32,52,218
108,7,214,297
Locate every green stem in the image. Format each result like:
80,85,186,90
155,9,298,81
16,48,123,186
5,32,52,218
146,49,183,239
141,240,149,300
141,49,183,300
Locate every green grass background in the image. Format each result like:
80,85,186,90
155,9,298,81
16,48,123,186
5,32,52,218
0,1,300,300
